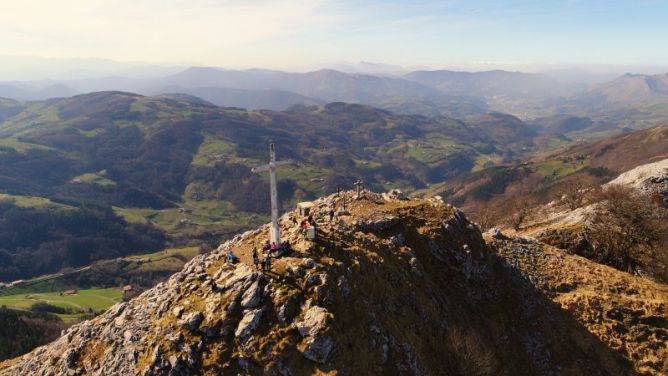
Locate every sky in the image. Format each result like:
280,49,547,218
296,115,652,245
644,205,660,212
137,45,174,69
1,0,667,77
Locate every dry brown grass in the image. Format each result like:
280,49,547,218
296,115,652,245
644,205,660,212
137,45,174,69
445,327,499,376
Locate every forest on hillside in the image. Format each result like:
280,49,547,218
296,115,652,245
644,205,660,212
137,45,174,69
0,201,166,281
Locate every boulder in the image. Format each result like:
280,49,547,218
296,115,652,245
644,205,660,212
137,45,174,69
241,280,263,309
382,189,407,201
302,258,316,269
294,306,331,337
486,227,508,240
180,312,203,331
235,309,263,339
357,215,402,232
301,335,334,364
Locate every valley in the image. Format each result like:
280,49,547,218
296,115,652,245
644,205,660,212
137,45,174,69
2,2,668,374
0,73,666,374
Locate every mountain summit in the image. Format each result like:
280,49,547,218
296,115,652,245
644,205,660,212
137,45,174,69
1,192,640,375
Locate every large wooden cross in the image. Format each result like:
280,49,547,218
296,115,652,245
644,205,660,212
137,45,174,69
251,142,297,244
354,179,364,198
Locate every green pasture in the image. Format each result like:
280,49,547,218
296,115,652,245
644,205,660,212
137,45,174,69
0,288,122,313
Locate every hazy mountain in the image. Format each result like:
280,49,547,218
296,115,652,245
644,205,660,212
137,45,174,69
0,82,79,101
530,114,594,134
403,69,583,98
467,112,537,144
585,73,668,105
323,61,410,76
157,67,440,103
1,67,667,123
143,86,323,110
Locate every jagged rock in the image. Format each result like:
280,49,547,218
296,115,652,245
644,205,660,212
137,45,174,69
180,312,203,331
382,189,407,201
172,306,184,319
302,258,316,269
305,273,328,288
301,334,334,364
241,280,263,309
289,265,305,277
64,348,77,369
235,309,263,339
150,344,163,367
357,214,402,232
390,233,405,247
295,306,331,337
486,227,507,240
277,295,301,325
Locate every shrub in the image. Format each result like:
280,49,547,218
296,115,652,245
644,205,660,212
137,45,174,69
586,184,668,281
445,327,499,376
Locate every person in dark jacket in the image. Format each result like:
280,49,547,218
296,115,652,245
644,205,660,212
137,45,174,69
252,247,259,269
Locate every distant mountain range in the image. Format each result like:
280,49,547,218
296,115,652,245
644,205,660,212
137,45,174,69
0,83,79,101
1,67,668,126
583,73,668,105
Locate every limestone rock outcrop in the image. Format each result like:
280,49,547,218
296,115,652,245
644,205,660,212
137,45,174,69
0,191,645,375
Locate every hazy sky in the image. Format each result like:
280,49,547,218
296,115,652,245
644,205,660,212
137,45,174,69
1,0,667,72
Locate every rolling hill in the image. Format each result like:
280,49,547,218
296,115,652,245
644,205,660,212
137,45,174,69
586,73,668,106
429,123,668,224
0,91,545,282
143,86,323,110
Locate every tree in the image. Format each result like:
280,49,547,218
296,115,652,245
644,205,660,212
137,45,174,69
510,200,532,231
587,184,667,279
554,180,597,210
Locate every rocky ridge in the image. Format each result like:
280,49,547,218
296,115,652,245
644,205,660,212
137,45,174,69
0,191,638,375
606,158,668,201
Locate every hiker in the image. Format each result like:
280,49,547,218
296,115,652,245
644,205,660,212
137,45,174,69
262,240,271,253
329,208,335,222
226,249,238,264
252,247,259,270
264,254,272,272
271,241,278,255
300,220,309,236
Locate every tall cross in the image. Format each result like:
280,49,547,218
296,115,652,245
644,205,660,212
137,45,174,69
251,142,297,245
354,179,364,198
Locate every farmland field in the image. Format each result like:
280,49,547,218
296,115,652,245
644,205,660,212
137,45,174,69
0,288,122,313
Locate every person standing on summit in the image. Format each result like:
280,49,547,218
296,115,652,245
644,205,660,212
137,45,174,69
264,254,272,273
252,247,259,270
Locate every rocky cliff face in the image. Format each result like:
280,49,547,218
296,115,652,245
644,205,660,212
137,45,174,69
0,192,636,375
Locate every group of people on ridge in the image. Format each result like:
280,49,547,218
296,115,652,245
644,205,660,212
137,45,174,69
226,206,337,272
297,208,335,237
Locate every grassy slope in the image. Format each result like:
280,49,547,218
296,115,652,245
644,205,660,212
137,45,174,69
0,247,200,297
427,123,668,221
0,288,122,312
491,236,668,375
